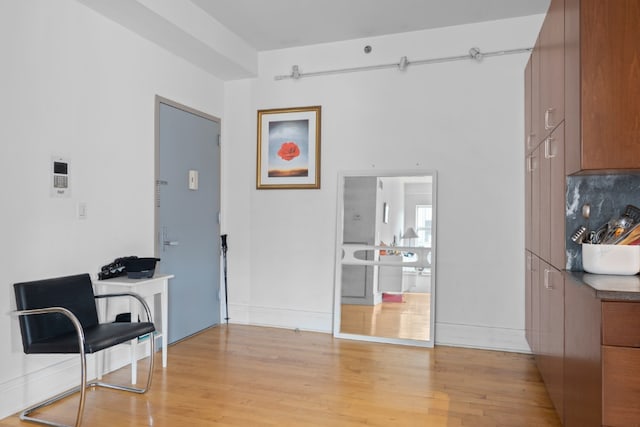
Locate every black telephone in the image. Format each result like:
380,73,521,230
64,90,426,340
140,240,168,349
97,256,138,280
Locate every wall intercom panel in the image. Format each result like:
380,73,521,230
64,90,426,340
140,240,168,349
51,156,70,197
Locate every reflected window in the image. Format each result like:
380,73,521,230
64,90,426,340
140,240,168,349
415,205,432,247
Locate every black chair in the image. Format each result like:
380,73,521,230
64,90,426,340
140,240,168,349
13,273,156,427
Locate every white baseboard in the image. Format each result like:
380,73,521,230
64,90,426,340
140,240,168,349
435,321,532,353
234,305,332,333
226,303,250,324
229,306,530,354
0,343,151,420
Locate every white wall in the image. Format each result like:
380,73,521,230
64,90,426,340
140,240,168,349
0,0,224,418
223,15,544,350
0,2,544,418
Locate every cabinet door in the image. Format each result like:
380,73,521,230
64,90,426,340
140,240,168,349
539,143,551,263
531,40,542,147
525,251,533,349
524,54,541,153
566,0,640,173
603,346,640,426
539,0,565,135
538,262,564,419
530,149,541,256
531,255,541,355
537,124,564,268
564,274,601,427
548,124,565,270
525,154,532,251
579,0,640,171
564,0,581,175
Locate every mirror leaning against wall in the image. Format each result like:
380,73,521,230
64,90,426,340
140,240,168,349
333,170,436,347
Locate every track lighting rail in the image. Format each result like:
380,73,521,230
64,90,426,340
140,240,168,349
274,46,532,81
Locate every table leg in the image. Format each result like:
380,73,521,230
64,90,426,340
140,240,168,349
161,281,168,368
130,299,139,384
96,286,107,380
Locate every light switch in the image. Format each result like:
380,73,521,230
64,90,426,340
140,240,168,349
77,202,87,219
188,170,199,190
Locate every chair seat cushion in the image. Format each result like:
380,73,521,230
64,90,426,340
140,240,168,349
25,322,155,354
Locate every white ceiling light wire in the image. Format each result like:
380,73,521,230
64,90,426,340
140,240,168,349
274,46,532,81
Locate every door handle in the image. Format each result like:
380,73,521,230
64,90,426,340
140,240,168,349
163,241,179,246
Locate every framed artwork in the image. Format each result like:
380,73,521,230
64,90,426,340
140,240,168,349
256,105,321,189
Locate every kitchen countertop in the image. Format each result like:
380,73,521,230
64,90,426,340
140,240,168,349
566,271,640,301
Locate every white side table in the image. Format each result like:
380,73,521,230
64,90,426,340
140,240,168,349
94,274,173,384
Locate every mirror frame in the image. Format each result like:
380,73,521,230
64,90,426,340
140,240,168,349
332,169,437,347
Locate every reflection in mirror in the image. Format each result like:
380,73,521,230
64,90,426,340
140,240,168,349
333,171,436,347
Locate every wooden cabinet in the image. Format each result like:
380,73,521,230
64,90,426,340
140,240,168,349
525,0,566,270
538,0,565,138
526,0,640,424
525,153,532,252
527,253,563,417
565,0,640,174
525,251,535,350
564,275,601,427
529,149,541,256
526,0,564,150
602,301,640,347
546,124,565,270
563,278,640,426
525,252,542,355
602,346,640,426
602,301,640,426
537,261,564,419
527,123,565,270
524,50,542,154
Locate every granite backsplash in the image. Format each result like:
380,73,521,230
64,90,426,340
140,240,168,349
566,174,640,271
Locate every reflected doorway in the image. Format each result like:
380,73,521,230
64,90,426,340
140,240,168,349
333,170,436,347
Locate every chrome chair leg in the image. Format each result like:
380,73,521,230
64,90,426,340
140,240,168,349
14,305,155,427
90,332,155,393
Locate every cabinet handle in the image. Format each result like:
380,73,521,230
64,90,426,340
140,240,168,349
544,269,553,290
527,155,535,172
544,108,555,130
544,137,556,159
527,134,536,150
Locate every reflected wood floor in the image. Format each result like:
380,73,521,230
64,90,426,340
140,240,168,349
341,293,430,341
0,325,560,426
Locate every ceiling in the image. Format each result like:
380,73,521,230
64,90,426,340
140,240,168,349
191,0,550,51
77,0,550,80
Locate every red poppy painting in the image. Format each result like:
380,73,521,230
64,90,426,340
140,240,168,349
257,106,321,189
277,141,301,161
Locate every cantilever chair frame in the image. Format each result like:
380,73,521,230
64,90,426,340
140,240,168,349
13,291,155,427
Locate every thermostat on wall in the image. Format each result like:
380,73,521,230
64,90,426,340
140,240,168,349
51,156,70,197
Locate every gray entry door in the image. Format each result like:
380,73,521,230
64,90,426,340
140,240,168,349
156,98,221,344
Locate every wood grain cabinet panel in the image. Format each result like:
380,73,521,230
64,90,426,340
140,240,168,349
602,301,640,348
603,346,640,426
538,0,565,136
564,276,601,427
537,261,564,419
526,0,640,424
525,45,542,152
565,0,640,173
525,252,533,349
548,124,565,270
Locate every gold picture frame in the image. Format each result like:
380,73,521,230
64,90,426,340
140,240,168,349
256,106,321,189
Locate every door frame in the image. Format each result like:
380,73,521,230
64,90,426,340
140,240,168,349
154,95,221,256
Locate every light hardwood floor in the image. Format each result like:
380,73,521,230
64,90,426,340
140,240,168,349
0,325,560,426
340,293,430,340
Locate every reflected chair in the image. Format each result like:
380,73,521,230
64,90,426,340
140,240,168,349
13,273,155,427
